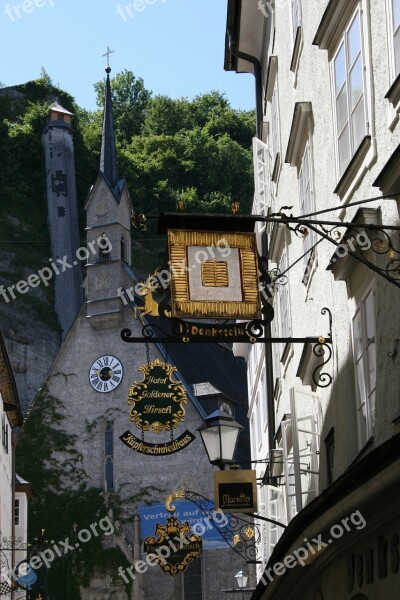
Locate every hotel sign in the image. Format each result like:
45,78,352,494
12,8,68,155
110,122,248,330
120,359,195,455
214,470,258,513
128,359,187,433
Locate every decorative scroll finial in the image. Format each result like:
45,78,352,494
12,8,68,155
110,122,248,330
165,489,185,512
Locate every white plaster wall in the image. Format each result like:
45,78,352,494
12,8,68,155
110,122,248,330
242,0,400,574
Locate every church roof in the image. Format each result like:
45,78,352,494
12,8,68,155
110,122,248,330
100,67,119,194
49,102,74,116
192,382,223,397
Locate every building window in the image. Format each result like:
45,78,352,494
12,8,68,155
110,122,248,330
250,413,256,460
332,5,368,177
291,0,302,41
266,485,286,558
277,243,291,358
265,56,280,181
120,236,125,262
2,414,8,454
256,393,262,449
260,369,268,431
299,139,317,280
390,0,400,78
271,85,281,180
99,233,111,262
252,137,273,215
282,389,321,520
15,498,20,525
104,424,114,492
352,285,376,447
325,428,335,485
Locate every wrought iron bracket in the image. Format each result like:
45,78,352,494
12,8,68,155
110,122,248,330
121,307,333,388
131,205,400,288
165,490,264,565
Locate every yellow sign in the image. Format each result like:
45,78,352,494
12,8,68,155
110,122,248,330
214,470,258,513
168,230,261,319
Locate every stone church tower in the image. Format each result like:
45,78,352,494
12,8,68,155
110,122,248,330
42,102,83,338
31,67,247,600
85,66,133,330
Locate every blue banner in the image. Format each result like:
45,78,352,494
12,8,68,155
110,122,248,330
139,500,230,550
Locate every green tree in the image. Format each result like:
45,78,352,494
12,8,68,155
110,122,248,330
143,95,191,136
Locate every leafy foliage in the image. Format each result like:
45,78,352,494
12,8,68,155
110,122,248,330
16,389,132,599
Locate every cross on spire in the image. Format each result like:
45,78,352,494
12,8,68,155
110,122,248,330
102,46,115,68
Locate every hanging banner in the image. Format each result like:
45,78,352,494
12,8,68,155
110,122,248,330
139,501,229,550
143,516,202,576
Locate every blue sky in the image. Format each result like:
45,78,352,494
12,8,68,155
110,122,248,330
0,0,255,112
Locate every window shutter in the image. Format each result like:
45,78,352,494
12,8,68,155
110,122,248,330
282,389,321,521
253,137,272,212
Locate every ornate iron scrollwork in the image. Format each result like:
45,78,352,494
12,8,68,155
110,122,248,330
131,212,147,231
0,537,30,596
312,308,333,389
171,490,263,565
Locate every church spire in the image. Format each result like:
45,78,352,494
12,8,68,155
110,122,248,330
100,66,119,191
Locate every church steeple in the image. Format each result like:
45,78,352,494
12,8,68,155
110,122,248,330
100,66,119,192
84,62,132,330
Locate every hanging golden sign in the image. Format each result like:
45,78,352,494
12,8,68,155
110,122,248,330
143,517,202,576
128,359,187,433
167,230,261,319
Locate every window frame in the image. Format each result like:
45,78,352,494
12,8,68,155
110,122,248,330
324,428,335,485
291,0,302,44
256,392,263,450
104,423,114,492
387,0,400,81
351,284,376,448
298,138,317,282
15,498,21,526
252,136,274,216
276,241,292,359
290,0,303,75
271,84,281,181
2,413,9,454
330,4,369,179
265,56,281,183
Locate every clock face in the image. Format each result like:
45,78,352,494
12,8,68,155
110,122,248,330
89,355,123,393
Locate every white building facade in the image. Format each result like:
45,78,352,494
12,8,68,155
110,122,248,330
0,331,31,600
226,1,400,598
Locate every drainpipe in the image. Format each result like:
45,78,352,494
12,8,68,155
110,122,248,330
228,33,263,139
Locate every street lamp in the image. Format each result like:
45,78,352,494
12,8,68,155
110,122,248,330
235,571,248,589
197,410,244,469
221,570,255,597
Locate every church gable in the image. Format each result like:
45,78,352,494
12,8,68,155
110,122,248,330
116,185,132,231
85,174,120,229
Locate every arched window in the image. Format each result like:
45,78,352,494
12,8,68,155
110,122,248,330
99,232,111,262
120,236,125,262
104,424,114,492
